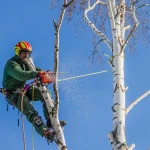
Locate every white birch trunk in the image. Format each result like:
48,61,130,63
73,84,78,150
111,2,126,149
52,1,74,149
83,0,140,149
108,1,127,149
111,39,126,149
26,58,67,150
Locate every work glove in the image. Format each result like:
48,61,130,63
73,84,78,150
38,71,54,84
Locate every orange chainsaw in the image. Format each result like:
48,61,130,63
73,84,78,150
38,71,55,84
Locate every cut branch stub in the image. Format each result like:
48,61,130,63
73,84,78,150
53,19,58,29
65,0,74,8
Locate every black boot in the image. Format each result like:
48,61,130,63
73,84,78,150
44,129,56,143
46,118,66,128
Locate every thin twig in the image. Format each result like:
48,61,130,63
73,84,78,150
120,5,139,53
88,39,103,63
136,2,150,9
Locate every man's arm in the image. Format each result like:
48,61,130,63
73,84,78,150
6,61,39,81
36,67,42,71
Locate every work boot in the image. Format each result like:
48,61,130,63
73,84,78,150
46,118,66,128
44,129,56,143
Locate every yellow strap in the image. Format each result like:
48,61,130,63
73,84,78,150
32,85,35,150
1,88,6,96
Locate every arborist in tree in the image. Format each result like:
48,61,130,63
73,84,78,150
2,41,66,143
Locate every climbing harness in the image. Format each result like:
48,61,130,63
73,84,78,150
0,82,35,150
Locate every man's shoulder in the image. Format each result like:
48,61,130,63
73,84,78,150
5,56,19,66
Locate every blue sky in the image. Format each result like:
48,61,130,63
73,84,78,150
0,0,150,150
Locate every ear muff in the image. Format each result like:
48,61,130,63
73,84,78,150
15,47,20,55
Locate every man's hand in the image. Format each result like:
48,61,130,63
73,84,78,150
38,71,54,84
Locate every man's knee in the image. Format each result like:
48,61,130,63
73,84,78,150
16,95,38,121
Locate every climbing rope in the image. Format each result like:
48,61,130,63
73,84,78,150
32,85,35,150
20,82,35,150
21,90,26,150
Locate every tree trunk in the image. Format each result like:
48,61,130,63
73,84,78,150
111,42,126,149
26,58,67,150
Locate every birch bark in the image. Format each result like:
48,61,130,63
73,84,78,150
26,58,67,150
52,0,74,149
110,1,127,149
52,0,68,149
83,0,140,149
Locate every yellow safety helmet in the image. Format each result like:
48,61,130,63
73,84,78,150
14,41,32,55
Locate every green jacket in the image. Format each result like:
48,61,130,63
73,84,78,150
3,55,41,90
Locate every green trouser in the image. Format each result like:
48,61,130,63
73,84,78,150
7,86,51,136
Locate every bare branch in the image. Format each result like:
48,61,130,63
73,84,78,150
107,0,116,29
57,0,68,30
126,90,150,116
83,0,113,50
120,2,126,46
136,2,150,9
111,0,117,16
93,39,103,51
122,22,138,51
107,59,113,69
65,0,74,8
88,39,103,64
88,0,90,8
121,5,139,53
